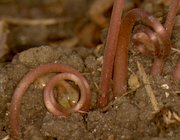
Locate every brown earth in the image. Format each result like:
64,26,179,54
0,0,179,140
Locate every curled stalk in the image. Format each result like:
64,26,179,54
44,72,90,116
132,0,180,75
9,63,91,139
113,8,171,97
98,0,179,107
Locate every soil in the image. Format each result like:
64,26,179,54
0,0,179,140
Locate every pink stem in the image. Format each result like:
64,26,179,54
9,64,91,139
44,73,90,116
132,0,179,75
113,8,171,97
164,0,180,36
173,60,180,81
151,58,166,75
98,0,125,108
152,0,180,75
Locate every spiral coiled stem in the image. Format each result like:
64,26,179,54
132,0,180,75
113,8,172,97
9,63,91,139
98,0,180,107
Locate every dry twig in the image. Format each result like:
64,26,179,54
137,61,160,112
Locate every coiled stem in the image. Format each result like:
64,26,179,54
113,8,171,97
9,63,91,139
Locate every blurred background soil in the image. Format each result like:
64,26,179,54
0,0,179,140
